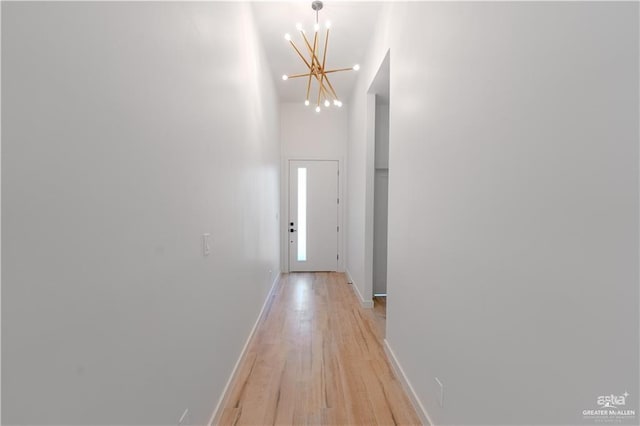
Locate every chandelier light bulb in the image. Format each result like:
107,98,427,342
324,100,330,107
337,101,343,107
333,99,339,106
326,21,332,29
314,23,320,32
282,75,288,81
296,23,303,31
315,106,321,113
304,100,310,106
353,64,360,71
284,33,291,41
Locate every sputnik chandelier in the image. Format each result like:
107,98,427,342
281,0,359,112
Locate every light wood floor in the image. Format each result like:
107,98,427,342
215,272,422,426
372,296,387,339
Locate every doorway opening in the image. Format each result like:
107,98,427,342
288,160,340,272
366,50,390,335
373,98,389,298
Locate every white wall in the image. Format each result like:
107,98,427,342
279,102,347,272
348,2,639,424
280,102,348,159
2,3,280,425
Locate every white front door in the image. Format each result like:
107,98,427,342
288,160,339,271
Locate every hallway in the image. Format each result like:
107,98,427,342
2,2,637,425
216,273,420,425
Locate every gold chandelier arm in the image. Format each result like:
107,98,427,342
314,75,331,97
285,69,350,79
286,72,314,79
283,69,330,99
317,73,324,106
292,33,333,97
312,31,318,69
316,74,333,97
314,28,329,106
305,72,314,101
316,28,330,106
292,70,329,98
322,29,329,70
312,30,320,107
321,73,340,100
309,64,332,97
289,40,313,71
323,67,354,74
300,30,323,69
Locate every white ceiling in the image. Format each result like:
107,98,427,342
251,1,382,103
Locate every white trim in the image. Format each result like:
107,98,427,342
363,93,376,302
207,272,281,426
383,339,435,426
346,269,374,309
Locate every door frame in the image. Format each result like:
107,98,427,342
281,156,345,273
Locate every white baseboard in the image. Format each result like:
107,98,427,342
384,339,435,426
346,269,374,309
207,272,281,426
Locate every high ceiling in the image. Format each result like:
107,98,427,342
251,1,382,103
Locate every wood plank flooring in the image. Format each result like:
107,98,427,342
372,296,387,339
215,272,422,426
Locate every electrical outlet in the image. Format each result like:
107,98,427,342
435,377,444,407
178,408,190,426
202,233,211,256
